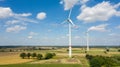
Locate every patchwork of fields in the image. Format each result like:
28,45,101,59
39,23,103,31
0,47,119,67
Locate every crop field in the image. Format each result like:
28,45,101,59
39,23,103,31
0,47,119,67
0,64,82,67
0,52,34,65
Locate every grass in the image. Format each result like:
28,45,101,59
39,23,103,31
0,64,82,67
79,56,89,67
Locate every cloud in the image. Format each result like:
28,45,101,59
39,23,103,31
6,20,19,25
14,17,37,23
14,13,32,17
29,32,38,36
88,24,109,32
0,7,38,33
60,0,79,10
28,32,38,39
36,12,46,20
0,7,37,24
77,1,120,23
109,33,117,36
80,0,89,4
28,36,32,39
6,25,26,33
5,20,28,30
108,33,120,37
115,12,120,16
60,0,89,10
0,7,13,18
116,25,120,29
47,29,52,32
0,7,32,19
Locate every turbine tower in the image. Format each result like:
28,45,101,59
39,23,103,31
86,31,89,51
62,8,75,58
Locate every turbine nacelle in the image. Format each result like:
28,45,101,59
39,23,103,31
67,18,75,26
61,18,76,28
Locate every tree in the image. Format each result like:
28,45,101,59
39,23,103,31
90,56,104,67
9,49,13,52
37,54,43,60
45,53,53,59
106,49,109,52
20,53,26,59
27,53,31,59
31,53,37,58
66,49,69,52
86,55,120,67
86,54,93,60
118,49,120,52
105,47,110,52
85,50,87,53
52,53,56,56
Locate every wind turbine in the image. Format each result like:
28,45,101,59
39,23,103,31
86,31,89,51
62,8,75,58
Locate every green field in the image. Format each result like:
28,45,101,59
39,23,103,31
0,64,81,67
0,47,119,67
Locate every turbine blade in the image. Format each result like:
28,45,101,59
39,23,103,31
68,8,73,18
61,20,67,24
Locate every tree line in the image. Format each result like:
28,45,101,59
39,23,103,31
86,54,120,67
20,52,56,60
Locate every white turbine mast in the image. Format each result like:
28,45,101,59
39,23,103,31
62,8,75,58
86,31,89,51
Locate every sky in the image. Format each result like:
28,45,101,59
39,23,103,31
0,0,120,46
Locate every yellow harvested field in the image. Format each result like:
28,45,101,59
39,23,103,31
0,52,33,65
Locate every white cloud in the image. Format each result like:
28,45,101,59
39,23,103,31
60,1,63,4
60,0,79,10
60,0,89,10
5,20,28,29
0,7,37,25
6,25,26,33
0,7,37,33
114,2,120,8
116,25,120,29
109,33,117,36
28,32,38,39
6,20,19,25
14,17,37,23
0,7,35,23
0,7,13,18
77,1,120,23
47,29,52,32
115,12,120,16
80,0,89,4
108,33,120,37
88,24,108,32
29,32,38,36
36,12,46,20
0,7,32,19
14,13,32,17
28,36,32,39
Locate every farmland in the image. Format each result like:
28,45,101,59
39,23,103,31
0,46,119,67
0,64,82,67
